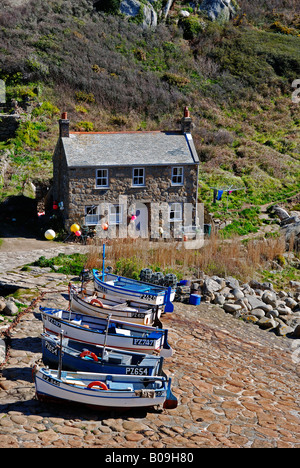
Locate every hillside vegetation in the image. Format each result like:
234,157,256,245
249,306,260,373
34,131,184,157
0,0,299,237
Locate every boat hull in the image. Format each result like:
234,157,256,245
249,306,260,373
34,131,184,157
40,307,173,357
93,270,175,306
41,333,163,376
34,367,176,410
69,287,161,326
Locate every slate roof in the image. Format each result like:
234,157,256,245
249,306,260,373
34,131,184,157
62,131,199,167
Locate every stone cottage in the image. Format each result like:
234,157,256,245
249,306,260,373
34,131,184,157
52,107,200,239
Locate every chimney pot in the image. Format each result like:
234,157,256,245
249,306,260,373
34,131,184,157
59,112,70,138
181,106,192,134
184,106,190,118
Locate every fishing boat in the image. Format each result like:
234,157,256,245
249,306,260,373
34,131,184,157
33,365,178,410
93,269,175,312
40,306,173,357
41,332,164,376
69,284,162,326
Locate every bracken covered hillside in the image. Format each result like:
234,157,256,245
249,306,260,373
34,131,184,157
0,0,299,234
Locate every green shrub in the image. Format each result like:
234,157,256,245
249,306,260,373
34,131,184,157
74,121,94,131
115,256,142,280
14,121,47,149
179,16,205,40
75,91,95,104
32,253,87,275
162,72,190,88
32,101,60,117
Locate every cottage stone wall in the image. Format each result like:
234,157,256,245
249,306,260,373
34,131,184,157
54,162,199,232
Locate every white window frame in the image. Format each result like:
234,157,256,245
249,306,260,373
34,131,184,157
85,205,100,225
96,168,109,188
169,203,183,222
171,166,184,186
109,204,123,225
132,167,145,186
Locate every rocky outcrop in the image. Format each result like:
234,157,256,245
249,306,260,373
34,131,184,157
97,0,158,28
199,0,237,22
269,204,300,252
177,274,300,338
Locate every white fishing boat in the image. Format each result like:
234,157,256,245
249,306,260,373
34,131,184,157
33,366,178,410
40,306,173,357
69,284,162,326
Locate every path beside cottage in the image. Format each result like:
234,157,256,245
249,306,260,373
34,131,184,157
0,265,299,449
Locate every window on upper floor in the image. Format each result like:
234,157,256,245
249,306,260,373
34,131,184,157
96,169,109,188
171,166,184,185
132,167,145,186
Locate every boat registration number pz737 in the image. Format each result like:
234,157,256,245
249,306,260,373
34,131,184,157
125,367,149,375
133,338,154,346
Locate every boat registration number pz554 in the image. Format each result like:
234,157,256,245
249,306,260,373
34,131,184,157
133,338,154,346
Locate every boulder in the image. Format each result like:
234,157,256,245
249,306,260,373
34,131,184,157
262,290,277,308
281,220,300,251
283,297,298,310
231,288,244,300
257,317,276,330
3,301,19,316
271,205,290,221
0,298,6,312
203,278,222,294
250,308,265,319
119,0,157,27
199,0,237,22
245,295,266,311
223,302,242,313
225,276,240,289
276,305,292,316
275,322,294,337
214,293,226,305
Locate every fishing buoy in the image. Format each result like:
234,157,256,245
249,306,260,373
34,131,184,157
71,223,80,233
130,215,136,222
75,230,81,237
102,223,108,231
45,229,56,240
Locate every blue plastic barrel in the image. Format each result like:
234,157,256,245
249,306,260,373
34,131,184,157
189,294,201,305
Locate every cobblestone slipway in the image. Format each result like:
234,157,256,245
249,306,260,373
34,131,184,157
0,244,299,449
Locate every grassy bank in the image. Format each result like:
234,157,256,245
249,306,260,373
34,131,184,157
30,234,299,290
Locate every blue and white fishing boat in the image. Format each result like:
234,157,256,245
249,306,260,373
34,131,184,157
93,269,175,311
33,366,178,410
40,306,173,357
41,332,164,376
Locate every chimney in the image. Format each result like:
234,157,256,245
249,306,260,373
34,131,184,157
59,112,70,138
181,106,192,134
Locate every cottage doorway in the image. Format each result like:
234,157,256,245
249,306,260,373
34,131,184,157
129,202,148,238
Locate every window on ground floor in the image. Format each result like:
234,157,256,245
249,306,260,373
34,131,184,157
109,204,123,225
